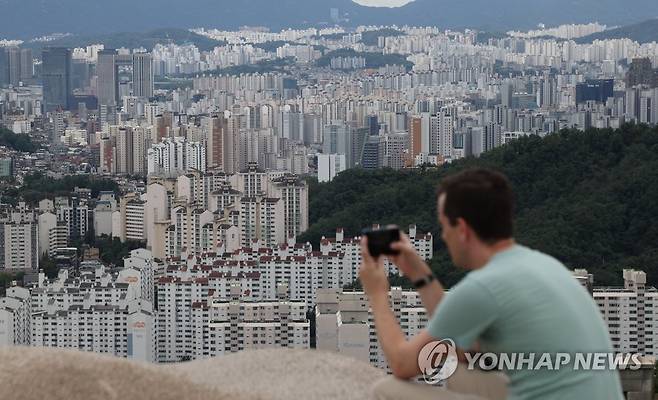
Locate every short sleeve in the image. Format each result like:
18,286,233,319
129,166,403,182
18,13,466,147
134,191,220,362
427,277,499,349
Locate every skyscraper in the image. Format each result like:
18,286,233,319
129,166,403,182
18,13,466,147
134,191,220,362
19,49,33,83
501,80,513,108
42,47,72,112
575,79,614,105
323,121,354,167
7,47,20,87
0,48,8,87
97,49,119,107
361,135,384,169
202,115,225,169
626,58,657,88
132,53,154,98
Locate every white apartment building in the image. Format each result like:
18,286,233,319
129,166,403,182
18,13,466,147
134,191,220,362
119,249,157,304
143,167,308,257
238,197,285,247
48,222,69,256
160,226,433,305
119,193,146,242
165,204,214,257
93,192,117,237
0,210,39,271
590,269,658,356
316,287,426,371
0,287,31,346
271,174,308,239
0,252,157,362
317,153,346,183
158,283,309,362
37,211,57,256
147,137,207,176
32,300,156,362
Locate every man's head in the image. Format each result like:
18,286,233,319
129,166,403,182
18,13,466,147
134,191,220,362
437,168,514,269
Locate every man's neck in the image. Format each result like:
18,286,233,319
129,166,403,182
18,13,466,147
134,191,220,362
471,238,516,269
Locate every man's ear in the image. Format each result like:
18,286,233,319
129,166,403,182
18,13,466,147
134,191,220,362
457,217,469,242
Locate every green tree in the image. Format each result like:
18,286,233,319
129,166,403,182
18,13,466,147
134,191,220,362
299,124,658,288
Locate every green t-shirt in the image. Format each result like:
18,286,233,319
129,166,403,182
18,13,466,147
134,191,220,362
427,245,624,400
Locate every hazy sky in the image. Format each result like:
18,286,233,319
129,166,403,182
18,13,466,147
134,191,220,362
353,0,414,7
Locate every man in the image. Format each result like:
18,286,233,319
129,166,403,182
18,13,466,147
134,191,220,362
359,168,623,400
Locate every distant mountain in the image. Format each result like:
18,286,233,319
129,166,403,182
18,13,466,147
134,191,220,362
2,0,658,39
22,28,225,52
576,18,658,44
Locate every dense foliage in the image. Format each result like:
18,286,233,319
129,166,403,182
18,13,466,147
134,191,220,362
179,58,296,78
8,173,119,204
577,19,658,44
92,236,147,268
475,31,509,44
0,272,24,297
360,29,406,46
299,125,658,288
315,49,413,70
0,125,37,152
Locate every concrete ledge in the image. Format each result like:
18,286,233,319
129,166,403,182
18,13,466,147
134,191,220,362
0,347,385,400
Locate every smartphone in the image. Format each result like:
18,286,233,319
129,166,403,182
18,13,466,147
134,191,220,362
361,225,401,258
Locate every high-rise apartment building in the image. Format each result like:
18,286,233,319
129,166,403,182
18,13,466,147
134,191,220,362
316,287,426,371
97,49,119,107
132,52,154,98
55,197,89,242
7,47,20,87
317,153,346,183
323,121,354,168
157,283,309,362
271,174,308,239
147,137,207,176
1,255,157,362
19,48,32,83
202,115,225,169
587,269,658,356
0,210,39,272
0,48,8,87
0,287,31,346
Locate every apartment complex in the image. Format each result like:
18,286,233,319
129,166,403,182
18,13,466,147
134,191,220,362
158,283,309,362
587,269,658,356
143,166,308,258
158,225,432,304
316,287,426,371
0,250,157,362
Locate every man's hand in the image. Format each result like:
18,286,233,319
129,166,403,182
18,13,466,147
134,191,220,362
388,232,432,281
359,237,390,298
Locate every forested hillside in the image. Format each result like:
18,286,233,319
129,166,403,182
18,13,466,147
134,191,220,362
298,124,658,288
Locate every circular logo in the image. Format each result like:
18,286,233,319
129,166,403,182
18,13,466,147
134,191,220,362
418,339,459,385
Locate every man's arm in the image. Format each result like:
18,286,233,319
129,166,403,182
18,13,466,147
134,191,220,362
405,262,444,316
369,291,436,379
360,237,438,379
389,234,445,315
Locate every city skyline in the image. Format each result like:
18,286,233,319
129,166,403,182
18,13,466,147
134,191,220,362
0,6,657,398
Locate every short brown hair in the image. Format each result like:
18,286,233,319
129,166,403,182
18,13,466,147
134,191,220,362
437,168,514,243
